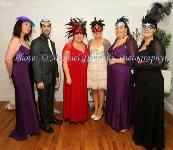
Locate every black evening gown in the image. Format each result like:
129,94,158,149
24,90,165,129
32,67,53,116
133,38,166,150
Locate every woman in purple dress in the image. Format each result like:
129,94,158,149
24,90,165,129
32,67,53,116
105,17,137,132
5,16,40,140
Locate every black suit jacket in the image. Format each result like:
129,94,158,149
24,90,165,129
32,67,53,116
30,34,59,84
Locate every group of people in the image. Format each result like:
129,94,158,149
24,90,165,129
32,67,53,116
5,2,172,150
5,17,63,139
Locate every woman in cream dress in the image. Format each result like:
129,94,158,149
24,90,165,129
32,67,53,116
87,18,111,120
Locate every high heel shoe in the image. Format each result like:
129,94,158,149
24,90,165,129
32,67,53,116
91,114,96,119
94,112,103,121
119,129,128,133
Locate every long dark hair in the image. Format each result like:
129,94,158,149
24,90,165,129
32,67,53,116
124,25,131,37
13,20,32,41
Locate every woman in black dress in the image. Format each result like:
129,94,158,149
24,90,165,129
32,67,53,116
132,2,172,150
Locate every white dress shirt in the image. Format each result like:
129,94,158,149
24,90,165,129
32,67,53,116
47,38,53,55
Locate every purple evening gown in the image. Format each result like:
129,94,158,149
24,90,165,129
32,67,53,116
105,37,137,131
10,45,40,141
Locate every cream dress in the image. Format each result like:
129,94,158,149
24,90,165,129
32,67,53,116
87,39,111,90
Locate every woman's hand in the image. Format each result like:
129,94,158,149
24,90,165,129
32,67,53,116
66,74,72,85
55,77,60,89
109,58,126,65
109,58,117,65
9,71,12,79
37,82,44,89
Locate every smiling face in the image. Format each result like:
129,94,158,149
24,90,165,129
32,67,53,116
74,33,84,42
21,21,32,35
41,22,51,37
142,23,156,38
92,24,103,38
115,25,127,38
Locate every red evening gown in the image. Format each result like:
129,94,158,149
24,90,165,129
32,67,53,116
62,40,89,122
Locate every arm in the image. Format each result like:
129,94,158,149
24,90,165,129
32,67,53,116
5,37,20,78
55,61,59,77
104,39,111,60
136,40,166,70
53,42,61,88
109,57,126,65
88,39,92,52
30,40,43,84
125,37,138,68
53,42,59,77
62,44,72,85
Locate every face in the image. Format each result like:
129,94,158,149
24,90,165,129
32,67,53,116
142,24,156,38
22,21,31,35
115,25,127,38
74,33,84,42
41,22,51,37
92,24,103,38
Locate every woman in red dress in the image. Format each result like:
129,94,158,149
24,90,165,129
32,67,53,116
62,18,89,123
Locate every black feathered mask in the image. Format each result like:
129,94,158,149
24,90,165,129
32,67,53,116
142,2,172,29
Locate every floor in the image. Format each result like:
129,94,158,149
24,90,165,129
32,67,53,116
0,101,173,150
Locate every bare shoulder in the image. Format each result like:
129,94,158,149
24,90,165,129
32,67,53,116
6,36,20,55
10,36,20,45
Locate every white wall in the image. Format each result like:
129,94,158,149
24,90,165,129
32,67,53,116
0,0,172,107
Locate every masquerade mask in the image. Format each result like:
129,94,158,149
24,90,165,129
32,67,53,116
115,22,126,28
142,23,156,30
65,18,87,38
92,26,103,33
73,27,84,35
16,16,35,27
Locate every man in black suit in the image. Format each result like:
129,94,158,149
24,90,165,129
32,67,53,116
31,19,63,133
